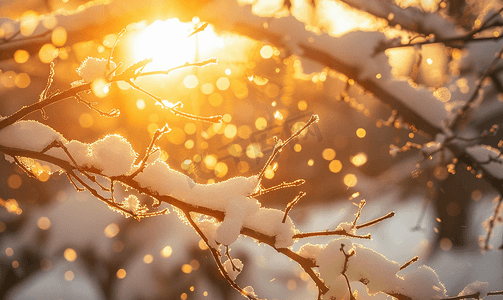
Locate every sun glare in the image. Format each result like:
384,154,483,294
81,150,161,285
133,19,224,70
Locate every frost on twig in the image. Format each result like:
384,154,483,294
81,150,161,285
479,195,503,251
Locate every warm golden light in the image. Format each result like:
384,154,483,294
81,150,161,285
322,148,336,160
143,254,154,264
161,245,173,258
104,223,120,238
181,264,193,274
64,248,77,262
356,128,366,138
64,270,74,281
37,217,51,230
133,19,224,71
344,174,357,187
117,268,126,279
329,160,342,173
350,152,368,167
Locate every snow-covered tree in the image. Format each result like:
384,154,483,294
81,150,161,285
0,0,502,299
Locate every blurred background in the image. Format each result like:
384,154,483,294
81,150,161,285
0,0,502,299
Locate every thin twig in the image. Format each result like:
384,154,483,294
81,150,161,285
12,156,37,178
340,244,356,300
449,44,503,130
399,256,418,270
188,23,209,37
355,211,395,230
293,230,371,240
75,94,120,117
0,29,52,45
183,210,256,300
255,114,319,192
108,28,126,72
351,199,366,228
131,125,171,177
481,195,503,251
127,79,222,123
248,179,305,198
282,191,306,223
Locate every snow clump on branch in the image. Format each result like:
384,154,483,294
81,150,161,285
77,57,117,82
0,121,137,177
298,238,448,299
133,161,297,248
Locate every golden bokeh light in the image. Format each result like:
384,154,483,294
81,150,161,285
298,100,307,111
37,217,51,230
255,117,267,130
344,174,357,187
216,77,230,90
224,124,237,139
39,43,58,63
117,269,126,279
15,73,30,88
1,71,16,88
274,110,284,121
42,15,57,29
287,279,297,291
222,114,232,122
308,159,314,166
51,27,67,47
229,144,242,157
199,239,208,250
183,75,198,89
356,128,366,138
0,198,22,215
471,190,482,201
5,247,14,256
147,123,159,135
294,144,302,152
64,248,77,262
350,152,368,167
322,148,336,160
64,270,74,281
181,264,193,274
214,162,228,177
185,139,194,149
260,45,274,59
264,166,275,179
7,174,22,189
329,160,342,173
246,144,262,159
204,155,217,169
184,123,197,135
104,223,120,238
208,93,223,106
20,10,39,36
79,113,93,128
136,99,146,110
161,245,173,258
440,238,452,251
91,78,109,98
143,254,154,264
14,50,29,63
433,87,451,102
201,83,214,94
167,127,186,145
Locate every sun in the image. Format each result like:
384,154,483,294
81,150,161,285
132,18,224,71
